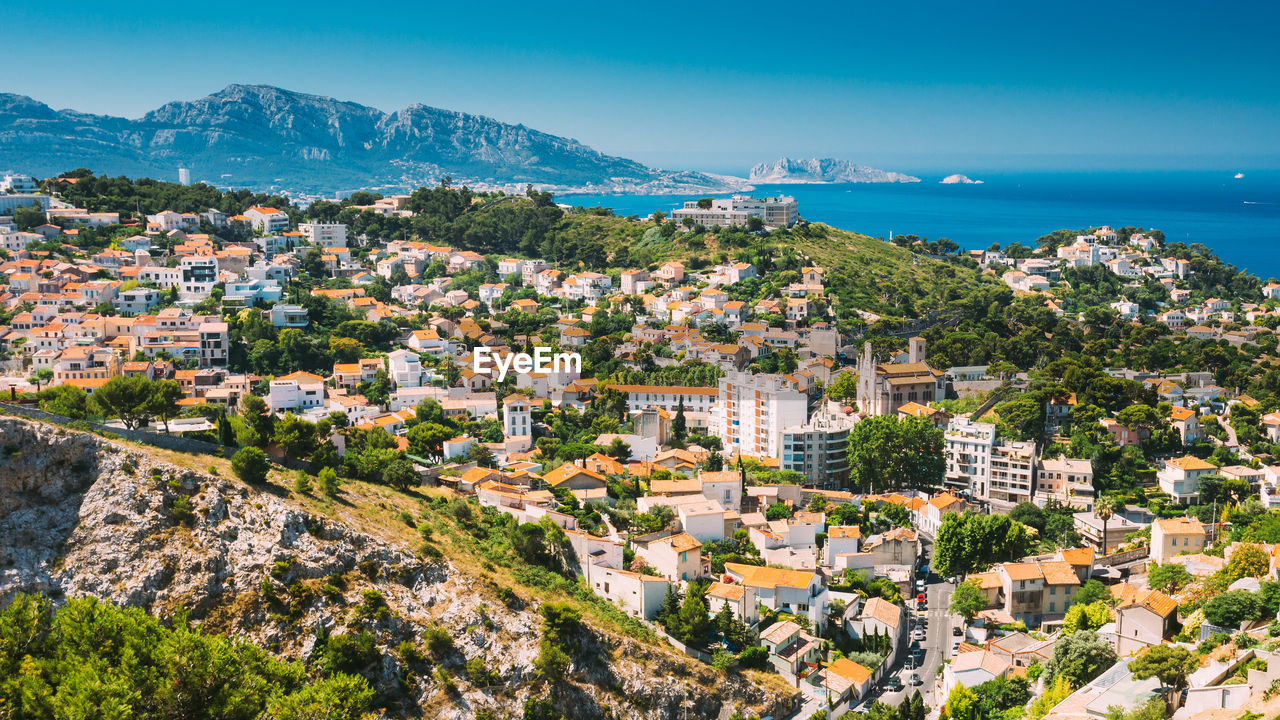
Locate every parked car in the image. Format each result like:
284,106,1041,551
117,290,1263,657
952,625,963,637
912,629,926,642
910,647,926,662
909,673,923,686
884,676,904,692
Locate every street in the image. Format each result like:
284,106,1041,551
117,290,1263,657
879,534,954,711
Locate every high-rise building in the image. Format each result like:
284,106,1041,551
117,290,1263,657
780,403,858,488
943,416,1036,507
713,370,808,460
178,167,191,185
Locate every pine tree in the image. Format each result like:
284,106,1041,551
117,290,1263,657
673,399,687,441
293,470,312,494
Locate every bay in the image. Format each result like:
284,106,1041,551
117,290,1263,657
562,170,1280,279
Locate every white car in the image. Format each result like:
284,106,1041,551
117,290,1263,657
912,629,926,642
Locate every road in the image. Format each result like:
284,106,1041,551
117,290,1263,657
879,534,955,712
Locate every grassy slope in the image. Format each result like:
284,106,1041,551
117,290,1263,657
556,212,992,318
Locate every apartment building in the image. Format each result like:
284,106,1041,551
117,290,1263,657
243,206,290,233
1150,516,1207,564
299,221,347,248
943,416,1035,506
179,256,218,301
989,438,1036,507
1036,455,1095,509
198,321,228,367
670,194,798,229
713,370,809,461
780,404,857,487
610,384,717,415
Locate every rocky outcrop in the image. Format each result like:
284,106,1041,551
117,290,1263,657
0,417,783,719
749,157,920,184
0,85,747,194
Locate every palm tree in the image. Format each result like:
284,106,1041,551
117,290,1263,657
1094,495,1119,557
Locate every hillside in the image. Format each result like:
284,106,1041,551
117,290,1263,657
0,85,747,194
0,415,789,719
550,210,992,319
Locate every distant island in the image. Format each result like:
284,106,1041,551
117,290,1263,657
749,157,920,184
940,174,983,184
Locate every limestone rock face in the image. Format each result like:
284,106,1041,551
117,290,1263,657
0,85,748,194
749,156,921,184
0,417,781,719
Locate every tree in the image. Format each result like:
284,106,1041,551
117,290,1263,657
994,394,1045,441
845,415,944,494
672,399,687,442
272,413,318,460
1203,590,1263,627
318,467,341,497
674,584,712,648
1062,601,1112,634
239,393,273,445
828,371,856,401
949,579,987,620
1223,543,1270,582
1076,579,1111,605
933,512,1030,579
1116,404,1159,435
26,367,53,392
1045,630,1117,689
147,379,184,434
231,446,270,484
407,422,453,460
765,501,792,521
941,684,979,720
382,456,419,491
89,375,160,429
1093,495,1120,556
1010,502,1047,533
292,470,312,494
37,384,88,419
1146,563,1194,594
1129,645,1196,701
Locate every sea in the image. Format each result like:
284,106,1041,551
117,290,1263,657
562,170,1280,280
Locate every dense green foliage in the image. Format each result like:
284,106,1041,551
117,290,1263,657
0,593,372,719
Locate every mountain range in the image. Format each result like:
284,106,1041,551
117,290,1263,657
0,84,748,195
749,157,920,184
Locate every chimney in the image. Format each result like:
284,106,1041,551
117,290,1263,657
909,337,926,364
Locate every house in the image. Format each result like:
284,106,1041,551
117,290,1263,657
1151,516,1207,564
706,581,759,625
759,620,822,685
1036,456,1095,509
851,596,905,664
942,650,1012,697
1158,455,1216,505
543,463,608,496
723,562,829,631
1169,405,1203,445
635,532,702,582
1073,506,1152,554
818,658,875,715
1112,586,1178,655
243,206,290,233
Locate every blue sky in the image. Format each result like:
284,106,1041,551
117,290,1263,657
8,0,1279,173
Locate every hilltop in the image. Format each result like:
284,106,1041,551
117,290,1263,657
0,85,747,194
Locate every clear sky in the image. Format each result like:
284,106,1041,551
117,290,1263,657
8,0,1279,173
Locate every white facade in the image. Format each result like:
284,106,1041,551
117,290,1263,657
299,222,347,248
670,195,798,229
713,371,809,460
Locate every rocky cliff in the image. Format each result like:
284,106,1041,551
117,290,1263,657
748,157,920,184
0,416,785,718
0,85,748,194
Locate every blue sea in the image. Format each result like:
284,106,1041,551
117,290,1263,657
563,170,1280,280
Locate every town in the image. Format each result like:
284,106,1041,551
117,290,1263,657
1,169,1279,720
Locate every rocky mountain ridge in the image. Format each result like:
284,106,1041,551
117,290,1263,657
748,157,920,184
0,415,783,718
0,84,748,195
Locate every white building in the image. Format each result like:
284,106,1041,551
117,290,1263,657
387,349,424,388
713,370,808,461
1,174,39,194
503,393,532,439
267,372,326,413
179,256,218,302
299,222,347,248
243,206,290,233
780,405,857,488
1157,456,1216,505
670,195,798,229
